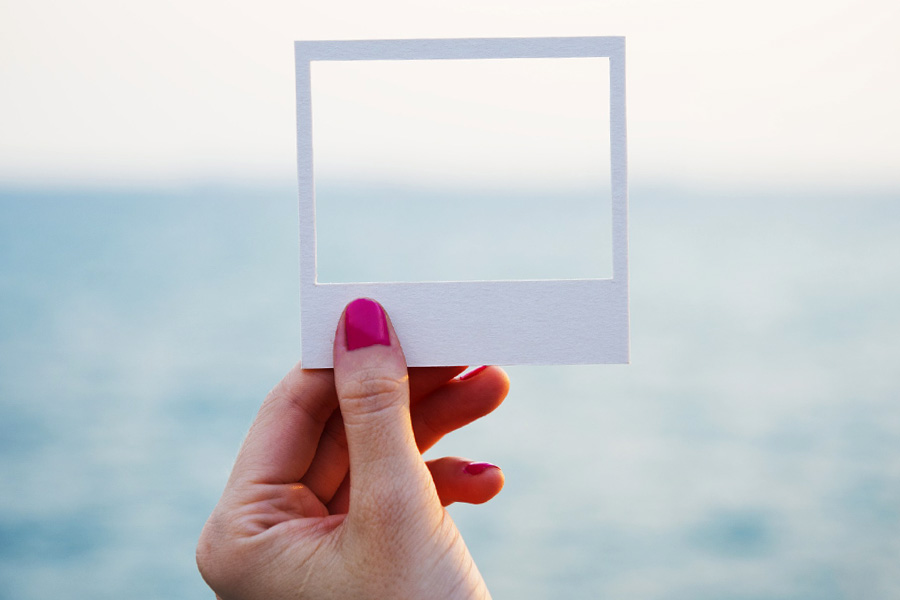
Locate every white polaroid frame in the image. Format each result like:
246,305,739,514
295,37,628,367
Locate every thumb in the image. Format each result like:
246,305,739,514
332,298,436,524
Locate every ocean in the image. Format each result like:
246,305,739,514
1,182,898,599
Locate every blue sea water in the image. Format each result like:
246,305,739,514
1,182,899,599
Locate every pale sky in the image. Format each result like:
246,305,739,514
311,56,611,189
1,0,898,188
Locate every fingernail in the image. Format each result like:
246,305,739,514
345,298,390,350
464,462,500,475
459,365,488,381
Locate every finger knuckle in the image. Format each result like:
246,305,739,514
196,520,234,589
197,518,262,595
340,369,407,414
261,371,333,427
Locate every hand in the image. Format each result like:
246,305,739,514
197,298,509,599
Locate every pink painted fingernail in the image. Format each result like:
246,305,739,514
345,298,390,350
459,366,488,381
464,462,500,475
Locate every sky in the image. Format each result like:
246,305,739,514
310,56,611,189
1,0,898,188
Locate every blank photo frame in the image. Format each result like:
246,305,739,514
295,37,629,367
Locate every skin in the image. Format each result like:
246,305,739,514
197,302,510,599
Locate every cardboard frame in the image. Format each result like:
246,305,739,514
295,37,629,367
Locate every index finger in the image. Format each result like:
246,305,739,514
228,362,338,486
408,366,466,402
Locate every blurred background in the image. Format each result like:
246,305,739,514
2,1,899,598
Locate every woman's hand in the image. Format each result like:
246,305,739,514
197,298,509,599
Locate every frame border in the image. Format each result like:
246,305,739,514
296,37,628,367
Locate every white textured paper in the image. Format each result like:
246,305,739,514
295,37,629,367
